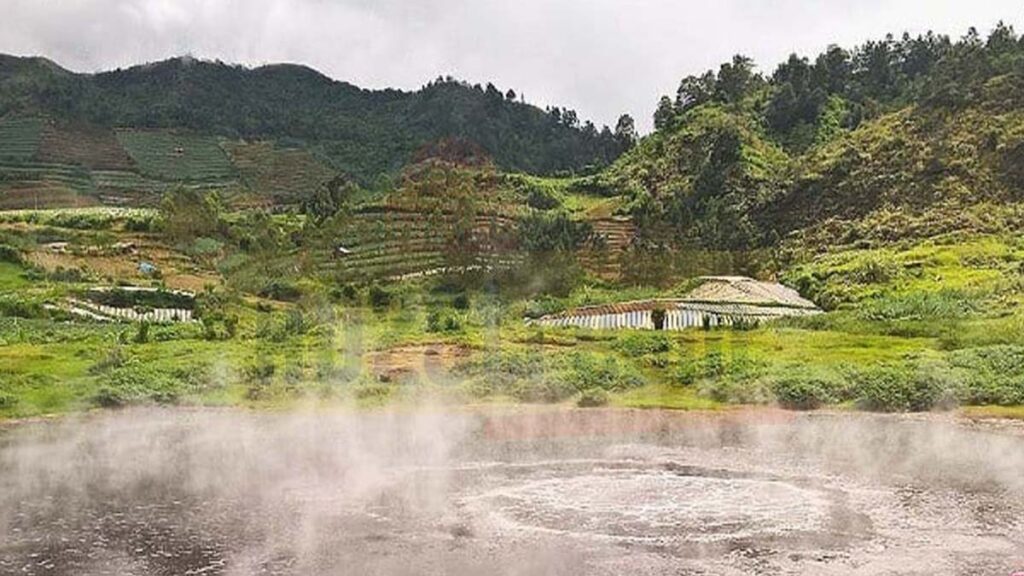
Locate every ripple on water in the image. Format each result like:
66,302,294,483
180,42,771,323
477,466,835,544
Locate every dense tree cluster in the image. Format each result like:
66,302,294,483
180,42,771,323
654,23,1024,150
620,23,1024,253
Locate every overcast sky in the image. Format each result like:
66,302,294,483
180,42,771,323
2,1,1022,130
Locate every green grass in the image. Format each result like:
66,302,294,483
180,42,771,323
962,405,1024,420
0,261,30,291
614,383,722,410
5,207,1024,420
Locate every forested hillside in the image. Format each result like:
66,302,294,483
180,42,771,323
0,55,630,183
599,23,1024,254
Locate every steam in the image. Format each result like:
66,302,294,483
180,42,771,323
1,408,1023,575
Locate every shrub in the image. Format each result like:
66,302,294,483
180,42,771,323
852,365,945,412
699,377,772,404
675,361,698,386
0,390,18,410
770,372,841,410
614,332,672,357
243,357,277,400
133,322,150,344
426,310,462,333
511,375,577,403
369,285,391,311
354,381,392,401
94,361,190,407
259,281,302,303
452,293,470,310
577,387,610,408
948,345,1024,405
860,290,979,321
561,352,645,392
0,297,44,319
0,244,22,264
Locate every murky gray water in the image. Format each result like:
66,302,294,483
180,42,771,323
1,408,1022,575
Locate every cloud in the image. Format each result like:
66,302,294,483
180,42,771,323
1,0,1021,130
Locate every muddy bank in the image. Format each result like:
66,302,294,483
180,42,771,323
1,407,1022,575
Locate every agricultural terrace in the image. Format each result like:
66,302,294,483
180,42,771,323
37,122,135,170
116,130,237,183
223,141,337,205
0,118,44,160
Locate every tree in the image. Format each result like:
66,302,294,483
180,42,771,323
562,109,580,128
506,89,517,101
715,55,757,103
653,96,676,132
302,175,360,224
160,187,222,244
676,71,716,111
813,45,852,94
614,114,637,150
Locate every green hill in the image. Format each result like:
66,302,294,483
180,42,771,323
603,24,1024,257
0,54,628,184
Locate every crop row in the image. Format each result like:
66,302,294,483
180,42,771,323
0,118,45,160
116,130,236,182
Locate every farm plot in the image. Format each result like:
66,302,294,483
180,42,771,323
223,141,336,204
578,217,635,278
0,161,97,209
116,130,236,183
0,117,44,160
317,211,522,280
37,122,134,169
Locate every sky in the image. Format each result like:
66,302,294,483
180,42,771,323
1,0,1022,131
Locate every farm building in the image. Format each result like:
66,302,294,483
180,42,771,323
529,276,821,331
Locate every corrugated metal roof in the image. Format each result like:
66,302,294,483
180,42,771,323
533,277,820,322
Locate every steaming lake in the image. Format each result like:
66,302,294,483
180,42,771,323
1,408,1022,575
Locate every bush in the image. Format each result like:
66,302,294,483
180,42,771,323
614,332,672,357
511,375,577,403
0,390,18,409
561,352,645,392
699,377,772,404
852,365,945,412
0,244,23,264
426,310,462,333
94,361,192,407
0,297,45,319
259,281,302,303
133,322,150,344
577,387,610,408
243,357,277,400
369,285,391,311
354,381,391,401
948,345,1024,405
527,188,560,210
860,290,979,321
456,350,644,403
771,372,841,410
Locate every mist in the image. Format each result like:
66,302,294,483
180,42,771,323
2,407,1022,574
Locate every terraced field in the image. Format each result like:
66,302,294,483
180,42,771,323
116,130,236,183
316,210,522,280
580,217,635,278
0,161,97,209
37,122,134,170
0,117,44,160
224,141,336,204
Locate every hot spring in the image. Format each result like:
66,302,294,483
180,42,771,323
1,408,1022,575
